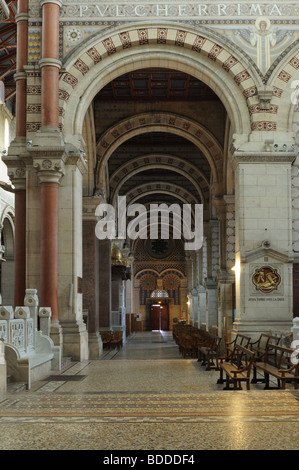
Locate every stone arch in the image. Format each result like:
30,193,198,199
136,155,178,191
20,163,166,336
110,154,209,207
124,182,201,207
265,45,299,135
96,112,223,192
58,23,259,140
136,268,160,279
159,268,185,279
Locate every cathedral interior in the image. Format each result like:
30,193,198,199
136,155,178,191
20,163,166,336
0,0,299,453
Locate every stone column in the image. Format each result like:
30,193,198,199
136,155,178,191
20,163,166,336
82,196,103,358
4,0,29,306
198,285,206,328
233,151,295,338
98,239,112,330
32,151,65,348
12,175,26,306
40,0,61,132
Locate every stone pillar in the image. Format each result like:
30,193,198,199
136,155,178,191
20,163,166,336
191,288,199,327
57,155,88,361
4,0,29,307
31,151,65,349
82,197,103,358
98,239,112,330
205,279,218,331
198,285,206,328
232,151,295,338
15,0,28,138
40,0,61,131
12,176,26,306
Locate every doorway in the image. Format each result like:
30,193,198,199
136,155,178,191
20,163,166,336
151,303,169,330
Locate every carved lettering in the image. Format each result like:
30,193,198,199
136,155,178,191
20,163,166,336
73,3,285,19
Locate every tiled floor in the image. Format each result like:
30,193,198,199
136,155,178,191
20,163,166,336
1,330,299,451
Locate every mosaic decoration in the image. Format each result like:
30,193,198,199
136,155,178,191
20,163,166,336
162,273,181,290
139,273,157,290
252,266,281,293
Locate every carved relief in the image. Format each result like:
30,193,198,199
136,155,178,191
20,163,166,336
252,266,281,293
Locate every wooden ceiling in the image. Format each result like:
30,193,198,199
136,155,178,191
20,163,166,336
97,68,219,102
0,0,17,107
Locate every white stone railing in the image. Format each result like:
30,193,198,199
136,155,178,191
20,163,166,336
0,306,35,353
0,289,61,390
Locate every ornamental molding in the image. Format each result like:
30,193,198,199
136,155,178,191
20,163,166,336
231,151,296,169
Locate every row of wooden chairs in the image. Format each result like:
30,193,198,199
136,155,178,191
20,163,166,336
173,324,218,359
173,325,299,390
100,331,123,350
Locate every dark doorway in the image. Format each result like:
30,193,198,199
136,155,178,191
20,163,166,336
151,303,169,330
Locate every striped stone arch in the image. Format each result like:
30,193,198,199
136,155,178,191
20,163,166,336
96,112,223,190
266,47,299,134
110,154,209,207
58,23,261,138
124,182,200,207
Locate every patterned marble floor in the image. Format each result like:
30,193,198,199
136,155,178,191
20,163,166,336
1,331,299,451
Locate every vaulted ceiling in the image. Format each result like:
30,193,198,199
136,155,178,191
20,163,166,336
96,68,219,102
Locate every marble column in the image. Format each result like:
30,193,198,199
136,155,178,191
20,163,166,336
82,197,103,358
32,153,65,348
5,0,29,306
40,0,61,132
13,177,26,306
98,239,112,330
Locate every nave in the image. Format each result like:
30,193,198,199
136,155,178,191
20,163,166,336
1,331,299,451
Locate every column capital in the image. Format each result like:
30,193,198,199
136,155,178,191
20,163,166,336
39,58,62,69
40,0,62,7
15,12,29,22
6,168,26,190
30,147,67,184
83,196,104,221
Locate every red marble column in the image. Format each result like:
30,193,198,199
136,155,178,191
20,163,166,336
38,1,61,318
13,184,26,306
39,180,59,320
15,0,28,138
13,0,28,306
40,0,61,129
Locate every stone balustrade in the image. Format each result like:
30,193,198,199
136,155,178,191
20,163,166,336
0,289,61,391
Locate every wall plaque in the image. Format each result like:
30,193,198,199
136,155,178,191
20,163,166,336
252,266,281,293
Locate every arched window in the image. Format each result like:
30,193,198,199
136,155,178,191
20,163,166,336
151,290,169,298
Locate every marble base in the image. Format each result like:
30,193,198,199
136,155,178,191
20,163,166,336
88,332,103,358
60,320,89,361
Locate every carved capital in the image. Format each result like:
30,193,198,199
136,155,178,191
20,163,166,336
6,166,26,190
29,147,66,184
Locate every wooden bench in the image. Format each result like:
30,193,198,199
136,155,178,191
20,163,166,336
249,334,281,383
225,334,251,360
198,335,222,370
100,331,113,350
218,344,255,390
109,331,123,350
254,344,299,390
